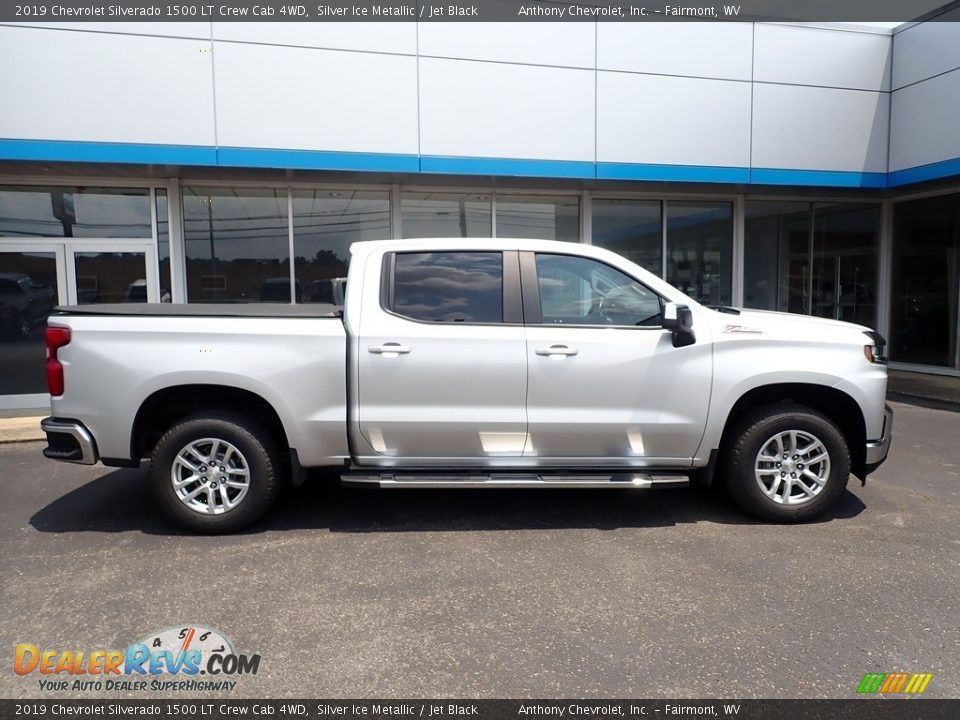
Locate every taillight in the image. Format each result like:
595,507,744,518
45,326,71,396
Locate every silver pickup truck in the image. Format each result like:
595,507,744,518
41,238,892,532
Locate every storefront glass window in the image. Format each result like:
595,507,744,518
744,202,810,312
891,193,960,368
155,189,172,302
293,189,390,304
495,195,579,242
401,192,491,238
666,202,732,306
0,251,59,395
812,203,880,327
0,186,151,238
182,187,290,303
744,201,880,327
591,199,662,276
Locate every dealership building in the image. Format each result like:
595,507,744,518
1,12,960,408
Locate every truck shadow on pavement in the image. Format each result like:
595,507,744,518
29,465,867,535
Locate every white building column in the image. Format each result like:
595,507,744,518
166,178,187,304
732,194,745,307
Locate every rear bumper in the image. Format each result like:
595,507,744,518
864,403,893,474
41,417,98,465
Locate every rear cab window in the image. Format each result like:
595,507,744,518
386,251,504,323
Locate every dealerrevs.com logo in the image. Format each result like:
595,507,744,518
14,625,261,693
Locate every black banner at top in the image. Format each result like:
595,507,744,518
2,0,960,23
0,700,959,720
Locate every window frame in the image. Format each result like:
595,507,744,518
380,250,523,326
520,251,666,330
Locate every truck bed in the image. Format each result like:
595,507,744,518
52,303,342,318
47,306,349,468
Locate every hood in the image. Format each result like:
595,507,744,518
709,307,873,335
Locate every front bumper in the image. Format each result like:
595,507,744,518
41,417,99,465
864,403,893,474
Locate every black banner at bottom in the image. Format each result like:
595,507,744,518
1,700,957,720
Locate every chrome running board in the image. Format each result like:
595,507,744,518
341,472,689,489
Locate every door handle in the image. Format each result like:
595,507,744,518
535,345,579,357
369,343,411,356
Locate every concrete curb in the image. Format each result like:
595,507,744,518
0,416,45,444
887,392,960,413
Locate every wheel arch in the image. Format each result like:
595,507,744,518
130,384,291,462
717,383,867,481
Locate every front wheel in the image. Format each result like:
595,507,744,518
723,404,851,522
150,412,282,533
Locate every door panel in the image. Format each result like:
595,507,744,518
356,251,528,463
523,252,711,464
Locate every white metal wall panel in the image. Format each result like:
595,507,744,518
4,21,211,38
754,24,891,92
597,23,753,81
417,22,595,68
0,26,216,146
418,58,594,161
752,83,889,172
213,41,419,155
889,70,960,171
892,9,960,90
212,22,417,55
596,72,751,167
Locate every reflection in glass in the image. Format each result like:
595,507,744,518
0,186,151,238
891,193,960,367
0,252,58,394
74,252,148,304
392,252,503,323
495,195,579,242
591,199,662,276
293,190,390,304
401,192,491,238
812,204,880,327
744,202,809,312
666,202,732,306
183,187,289,303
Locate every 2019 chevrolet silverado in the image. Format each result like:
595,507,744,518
40,239,892,532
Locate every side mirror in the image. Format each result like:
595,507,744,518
663,302,696,348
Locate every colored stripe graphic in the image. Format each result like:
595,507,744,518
857,672,933,694
904,673,934,694
857,673,886,693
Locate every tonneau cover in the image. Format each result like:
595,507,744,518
52,303,342,318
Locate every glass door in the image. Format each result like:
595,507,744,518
0,243,67,396
65,243,158,305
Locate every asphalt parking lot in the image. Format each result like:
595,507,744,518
1,400,958,700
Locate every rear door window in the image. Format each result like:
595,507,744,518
390,251,503,323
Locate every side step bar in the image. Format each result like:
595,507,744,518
341,472,689,489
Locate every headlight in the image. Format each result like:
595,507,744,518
863,331,887,364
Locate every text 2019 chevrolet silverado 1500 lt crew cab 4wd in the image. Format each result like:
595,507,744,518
40,238,892,532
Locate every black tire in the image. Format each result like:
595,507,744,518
150,412,282,533
722,403,850,522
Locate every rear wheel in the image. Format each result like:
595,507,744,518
150,412,282,533
723,404,850,522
